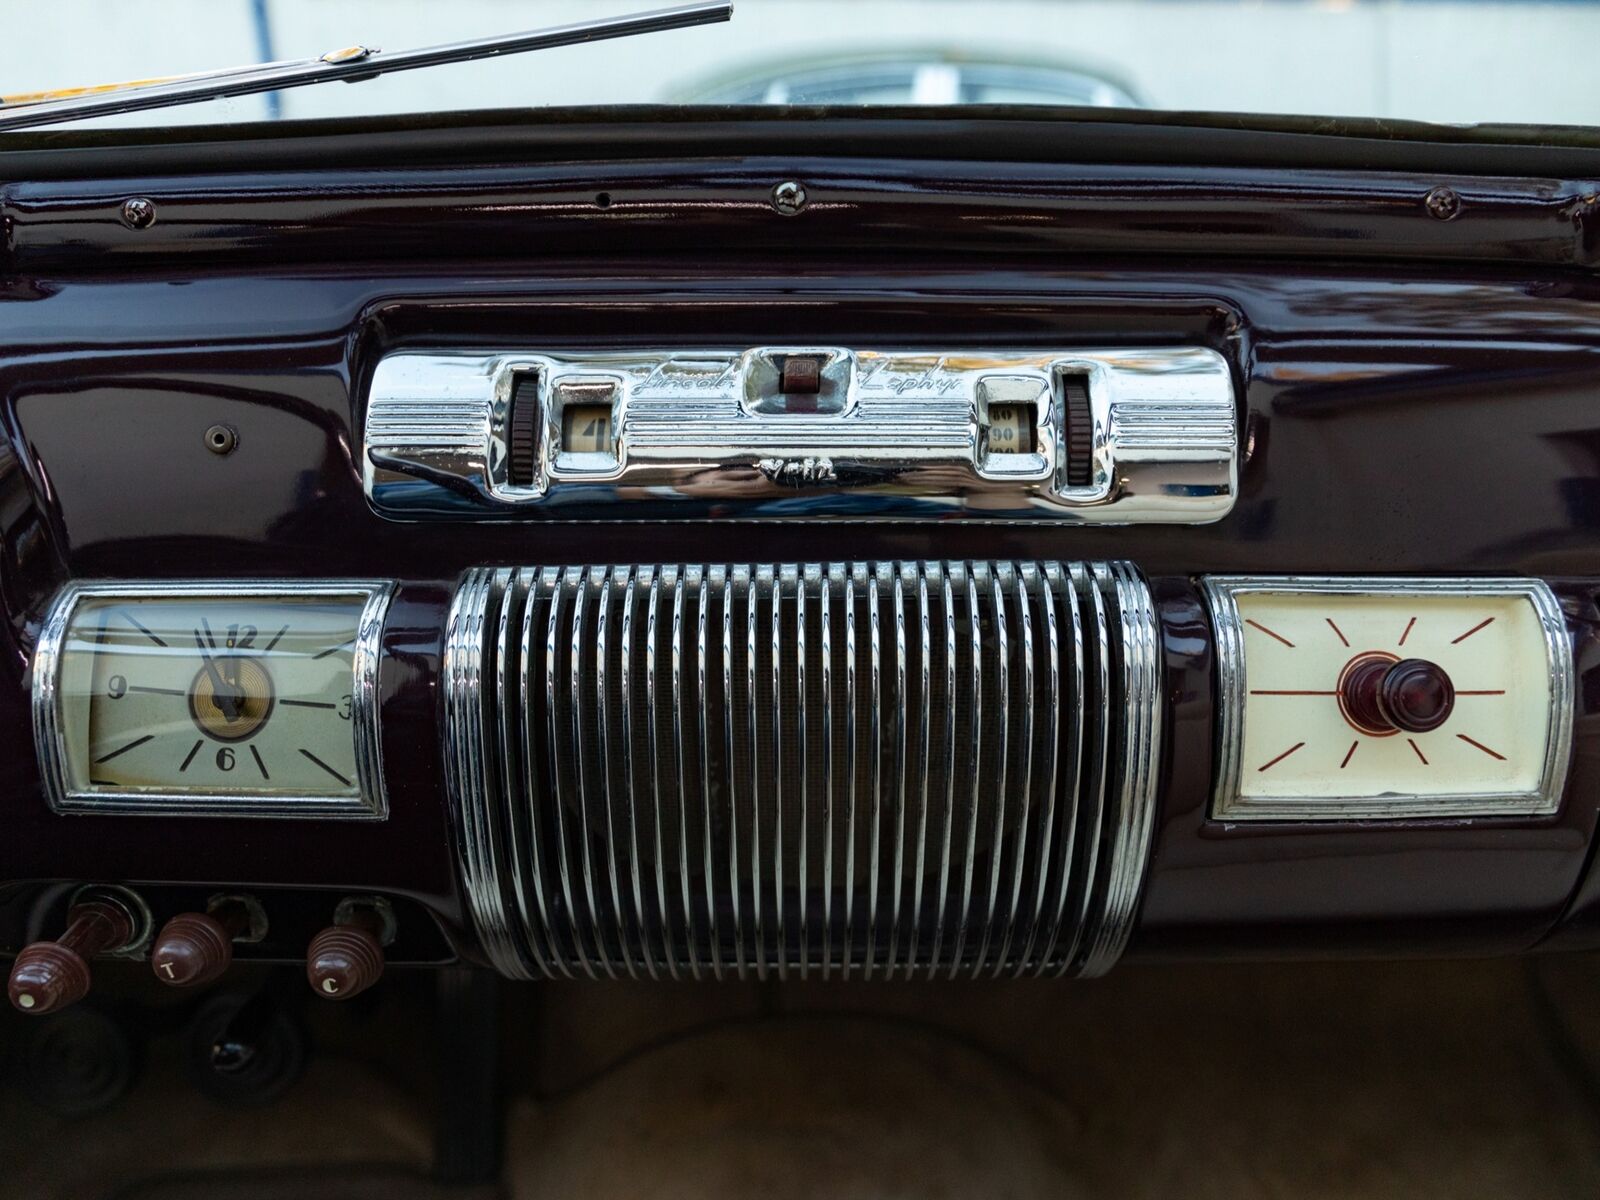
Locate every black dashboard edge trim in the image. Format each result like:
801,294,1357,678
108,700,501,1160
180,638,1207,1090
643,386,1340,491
3,106,1600,181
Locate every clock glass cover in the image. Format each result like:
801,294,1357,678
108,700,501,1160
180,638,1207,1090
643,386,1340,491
38,583,389,816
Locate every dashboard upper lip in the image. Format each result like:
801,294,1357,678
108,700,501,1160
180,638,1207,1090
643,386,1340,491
3,153,1594,273
2,104,1599,172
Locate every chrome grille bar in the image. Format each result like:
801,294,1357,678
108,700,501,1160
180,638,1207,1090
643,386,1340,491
444,560,1162,979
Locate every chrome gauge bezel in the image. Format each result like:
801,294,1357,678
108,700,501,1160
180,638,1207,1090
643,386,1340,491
1202,576,1573,821
32,580,394,819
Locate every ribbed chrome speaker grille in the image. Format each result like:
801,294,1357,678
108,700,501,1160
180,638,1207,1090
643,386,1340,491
445,561,1160,980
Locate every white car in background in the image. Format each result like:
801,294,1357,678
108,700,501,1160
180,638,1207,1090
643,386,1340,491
676,48,1142,107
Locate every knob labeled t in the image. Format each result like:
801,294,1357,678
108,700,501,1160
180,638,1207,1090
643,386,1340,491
151,899,255,988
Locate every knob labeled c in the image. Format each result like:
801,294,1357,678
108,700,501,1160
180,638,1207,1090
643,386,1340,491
306,922,384,1001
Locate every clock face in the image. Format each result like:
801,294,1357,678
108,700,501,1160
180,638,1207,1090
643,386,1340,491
45,586,387,814
1208,581,1568,819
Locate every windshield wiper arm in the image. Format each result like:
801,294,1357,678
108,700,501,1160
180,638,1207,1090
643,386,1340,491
0,1,733,133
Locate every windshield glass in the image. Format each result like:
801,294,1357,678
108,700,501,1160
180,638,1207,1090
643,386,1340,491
2,0,1596,131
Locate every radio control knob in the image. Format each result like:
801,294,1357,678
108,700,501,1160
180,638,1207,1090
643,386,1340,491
1341,655,1455,735
8,898,137,1016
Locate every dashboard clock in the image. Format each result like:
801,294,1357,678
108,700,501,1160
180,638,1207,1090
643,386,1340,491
33,581,392,817
1204,577,1572,821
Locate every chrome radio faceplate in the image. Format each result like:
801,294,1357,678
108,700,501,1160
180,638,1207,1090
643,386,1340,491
362,347,1237,522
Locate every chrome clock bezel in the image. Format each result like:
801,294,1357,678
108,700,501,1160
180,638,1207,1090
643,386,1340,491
32,579,394,819
1202,576,1573,822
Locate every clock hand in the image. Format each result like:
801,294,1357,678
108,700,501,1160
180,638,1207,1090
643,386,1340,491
194,630,242,721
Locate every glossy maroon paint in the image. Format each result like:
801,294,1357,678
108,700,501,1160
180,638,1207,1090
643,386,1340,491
1139,582,1600,960
6,159,1595,272
2,111,1599,964
0,584,461,963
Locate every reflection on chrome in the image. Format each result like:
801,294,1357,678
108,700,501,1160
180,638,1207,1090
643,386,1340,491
365,346,1237,524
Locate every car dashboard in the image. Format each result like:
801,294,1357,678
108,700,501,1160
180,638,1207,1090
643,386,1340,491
3,106,1600,1002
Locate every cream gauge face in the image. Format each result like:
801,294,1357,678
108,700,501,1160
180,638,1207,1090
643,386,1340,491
35,583,390,817
1205,579,1571,820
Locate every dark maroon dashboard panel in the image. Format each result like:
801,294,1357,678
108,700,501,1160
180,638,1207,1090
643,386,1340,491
2,110,1600,973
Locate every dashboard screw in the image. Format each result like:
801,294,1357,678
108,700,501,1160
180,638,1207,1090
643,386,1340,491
771,180,807,216
1424,186,1461,221
120,197,157,230
204,424,238,456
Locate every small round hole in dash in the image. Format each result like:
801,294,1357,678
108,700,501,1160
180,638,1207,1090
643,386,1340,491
594,192,612,209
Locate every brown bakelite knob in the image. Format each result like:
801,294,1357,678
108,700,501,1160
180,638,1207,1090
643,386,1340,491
306,913,384,1001
1340,654,1455,736
1378,658,1456,733
8,900,136,1016
151,904,248,988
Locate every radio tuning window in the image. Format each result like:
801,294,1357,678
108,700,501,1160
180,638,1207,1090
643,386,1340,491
561,405,614,454
986,403,1036,454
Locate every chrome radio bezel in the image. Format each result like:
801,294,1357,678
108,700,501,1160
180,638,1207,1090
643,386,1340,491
362,346,1238,524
